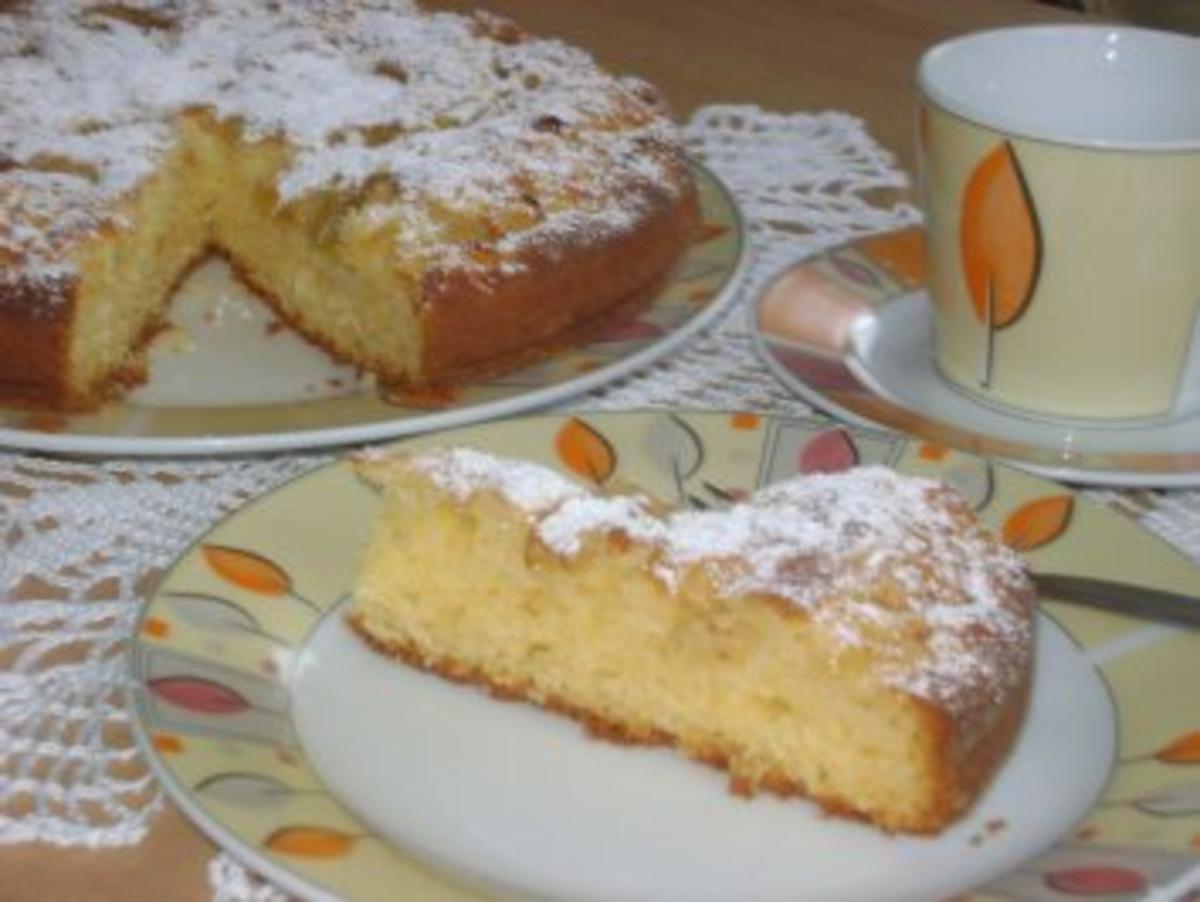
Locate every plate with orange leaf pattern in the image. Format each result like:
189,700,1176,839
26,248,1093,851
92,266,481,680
128,411,1200,900
752,226,1200,487
0,162,745,457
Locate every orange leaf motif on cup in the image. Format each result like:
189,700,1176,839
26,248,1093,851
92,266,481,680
960,141,1041,330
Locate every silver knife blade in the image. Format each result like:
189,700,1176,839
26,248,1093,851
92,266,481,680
1033,572,1200,629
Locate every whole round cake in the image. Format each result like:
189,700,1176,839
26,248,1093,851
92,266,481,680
0,0,698,408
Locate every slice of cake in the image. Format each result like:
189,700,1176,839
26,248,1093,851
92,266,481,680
349,446,1035,834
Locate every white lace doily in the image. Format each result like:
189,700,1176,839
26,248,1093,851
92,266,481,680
1,105,1197,900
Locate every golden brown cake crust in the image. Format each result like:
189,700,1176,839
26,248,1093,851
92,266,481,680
938,668,1031,824
0,276,75,408
0,247,215,409
227,166,701,394
345,610,944,833
416,170,699,386
347,604,1030,836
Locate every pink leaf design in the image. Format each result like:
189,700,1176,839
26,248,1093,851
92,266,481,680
1044,865,1147,895
148,676,251,715
830,254,880,288
798,428,859,474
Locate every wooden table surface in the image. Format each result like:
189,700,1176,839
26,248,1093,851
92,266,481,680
435,0,1075,173
2,1,1076,899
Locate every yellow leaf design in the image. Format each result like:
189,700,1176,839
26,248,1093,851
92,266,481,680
960,141,1040,329
1002,495,1073,551
202,545,291,596
554,418,616,484
265,825,358,859
1158,731,1200,765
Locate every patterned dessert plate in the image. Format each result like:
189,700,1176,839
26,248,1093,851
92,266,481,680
0,163,745,457
128,411,1200,901
752,226,1200,487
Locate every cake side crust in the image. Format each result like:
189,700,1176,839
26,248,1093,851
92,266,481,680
416,162,700,386
0,240,221,410
345,609,954,834
0,275,76,408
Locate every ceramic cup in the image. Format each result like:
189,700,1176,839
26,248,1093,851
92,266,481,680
918,25,1200,421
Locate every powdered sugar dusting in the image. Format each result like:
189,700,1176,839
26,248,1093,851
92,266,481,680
383,449,1035,718
668,468,986,605
539,494,667,556
407,446,583,514
660,467,1032,713
0,0,688,291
